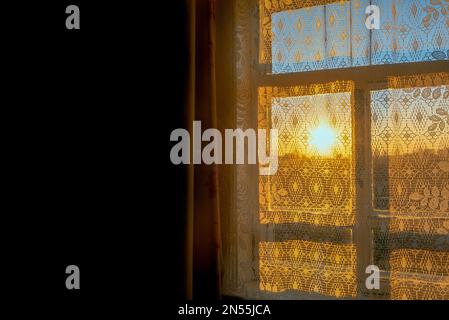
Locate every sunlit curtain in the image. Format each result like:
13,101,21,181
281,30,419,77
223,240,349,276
371,72,449,300
225,0,449,300
258,81,357,298
256,76,449,299
258,82,355,227
261,0,449,73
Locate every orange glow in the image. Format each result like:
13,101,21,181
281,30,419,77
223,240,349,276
259,240,357,298
259,83,355,226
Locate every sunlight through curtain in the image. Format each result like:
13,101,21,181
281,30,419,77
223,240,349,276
372,72,449,300
258,81,357,298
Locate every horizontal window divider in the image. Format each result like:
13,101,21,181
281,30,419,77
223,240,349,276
369,212,449,220
255,61,449,88
258,222,354,244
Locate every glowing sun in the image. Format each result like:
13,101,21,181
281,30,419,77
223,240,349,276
309,124,337,156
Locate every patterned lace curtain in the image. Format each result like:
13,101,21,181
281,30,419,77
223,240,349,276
225,0,449,300
372,72,449,300
258,81,357,298
256,76,449,299
260,0,449,73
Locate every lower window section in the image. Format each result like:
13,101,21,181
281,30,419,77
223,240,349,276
390,249,449,300
259,240,357,298
250,74,449,299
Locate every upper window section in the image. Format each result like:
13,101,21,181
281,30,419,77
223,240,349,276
260,0,449,74
372,0,449,65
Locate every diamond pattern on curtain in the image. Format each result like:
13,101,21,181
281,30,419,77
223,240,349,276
261,0,449,74
371,72,449,300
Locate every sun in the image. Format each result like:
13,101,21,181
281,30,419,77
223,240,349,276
309,124,337,156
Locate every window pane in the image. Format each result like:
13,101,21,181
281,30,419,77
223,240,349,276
261,0,449,74
372,0,449,65
259,82,355,226
390,249,449,300
371,73,449,300
271,5,327,73
371,78,449,215
258,81,356,298
259,240,357,297
270,0,370,73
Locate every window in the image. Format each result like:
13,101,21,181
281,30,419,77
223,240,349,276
225,0,449,300
262,0,449,74
371,74,449,300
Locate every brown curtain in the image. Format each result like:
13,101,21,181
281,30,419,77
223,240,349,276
185,0,222,300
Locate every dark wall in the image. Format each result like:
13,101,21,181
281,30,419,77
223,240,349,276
5,0,190,307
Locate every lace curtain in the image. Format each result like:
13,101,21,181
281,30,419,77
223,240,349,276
258,82,355,227
258,81,357,298
255,74,449,299
260,0,449,73
372,73,449,300
224,0,449,300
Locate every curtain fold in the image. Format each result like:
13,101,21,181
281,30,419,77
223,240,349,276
186,0,222,301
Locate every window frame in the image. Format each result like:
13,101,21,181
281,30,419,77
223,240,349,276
223,0,448,300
